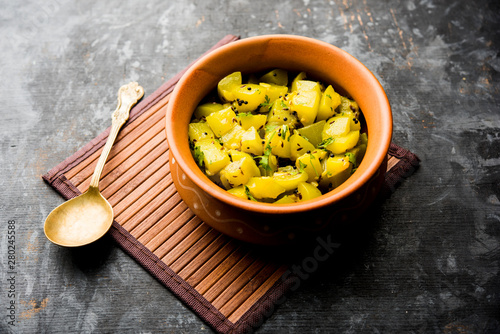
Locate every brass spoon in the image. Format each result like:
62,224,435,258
44,82,144,247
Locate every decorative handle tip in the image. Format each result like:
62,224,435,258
112,82,145,125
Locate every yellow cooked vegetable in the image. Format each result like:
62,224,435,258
246,176,286,200
291,71,307,91
295,149,327,182
232,84,267,113
259,69,288,86
194,102,225,120
297,120,325,147
289,80,322,126
320,154,353,190
272,166,309,191
241,126,264,156
258,83,288,112
206,106,237,137
220,156,260,189
188,122,215,144
227,185,248,199
267,97,298,128
237,113,267,130
297,181,322,201
317,85,341,121
194,139,230,176
220,124,245,150
189,69,368,203
218,71,241,102
324,130,360,154
289,131,315,161
265,125,292,159
229,149,253,162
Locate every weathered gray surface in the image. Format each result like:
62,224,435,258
1,0,499,333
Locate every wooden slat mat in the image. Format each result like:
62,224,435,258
42,35,420,334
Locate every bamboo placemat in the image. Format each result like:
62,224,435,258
42,34,420,333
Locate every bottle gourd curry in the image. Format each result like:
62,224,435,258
188,69,368,203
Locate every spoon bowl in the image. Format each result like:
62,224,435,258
44,187,113,247
44,82,144,247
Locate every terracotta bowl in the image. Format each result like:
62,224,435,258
165,35,392,245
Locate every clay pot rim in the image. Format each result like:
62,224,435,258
166,34,392,215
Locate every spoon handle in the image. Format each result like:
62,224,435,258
89,82,145,189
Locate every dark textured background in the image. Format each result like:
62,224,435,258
1,0,499,333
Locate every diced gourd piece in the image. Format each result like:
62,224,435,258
338,96,360,118
337,110,361,131
344,150,357,166
350,115,361,131
241,126,264,156
188,122,215,144
294,80,321,92
313,149,328,160
229,149,254,162
359,132,368,145
232,84,267,112
272,167,308,191
218,71,242,102
258,153,278,176
220,157,261,189
320,155,353,190
289,131,316,161
322,116,351,139
295,149,327,182
345,147,361,167
297,181,322,201
227,186,249,200
354,133,368,166
237,113,267,131
297,120,325,147
274,195,296,204
206,106,237,137
321,154,351,177
194,139,230,176
258,83,288,113
275,165,295,173
289,81,321,126
259,82,288,101
289,90,320,126
194,102,225,120
246,176,286,199
265,125,292,159
324,130,360,154
221,124,245,150
259,69,288,86
245,157,261,176
347,132,367,166
317,85,341,121
291,71,307,92
267,98,298,128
